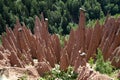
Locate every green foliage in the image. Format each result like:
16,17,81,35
67,22,78,32
97,0,120,15
39,64,78,80
86,17,105,28
0,0,120,35
83,0,104,20
57,34,69,47
88,57,94,68
95,49,113,75
109,69,120,80
112,14,120,19
86,19,96,28
66,0,80,22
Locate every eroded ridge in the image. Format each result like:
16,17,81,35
0,10,120,80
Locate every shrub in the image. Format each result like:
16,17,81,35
95,49,113,75
88,57,94,68
39,64,78,80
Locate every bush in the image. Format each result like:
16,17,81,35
39,64,78,80
95,49,113,75
88,57,94,68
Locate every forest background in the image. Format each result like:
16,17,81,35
0,0,120,35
